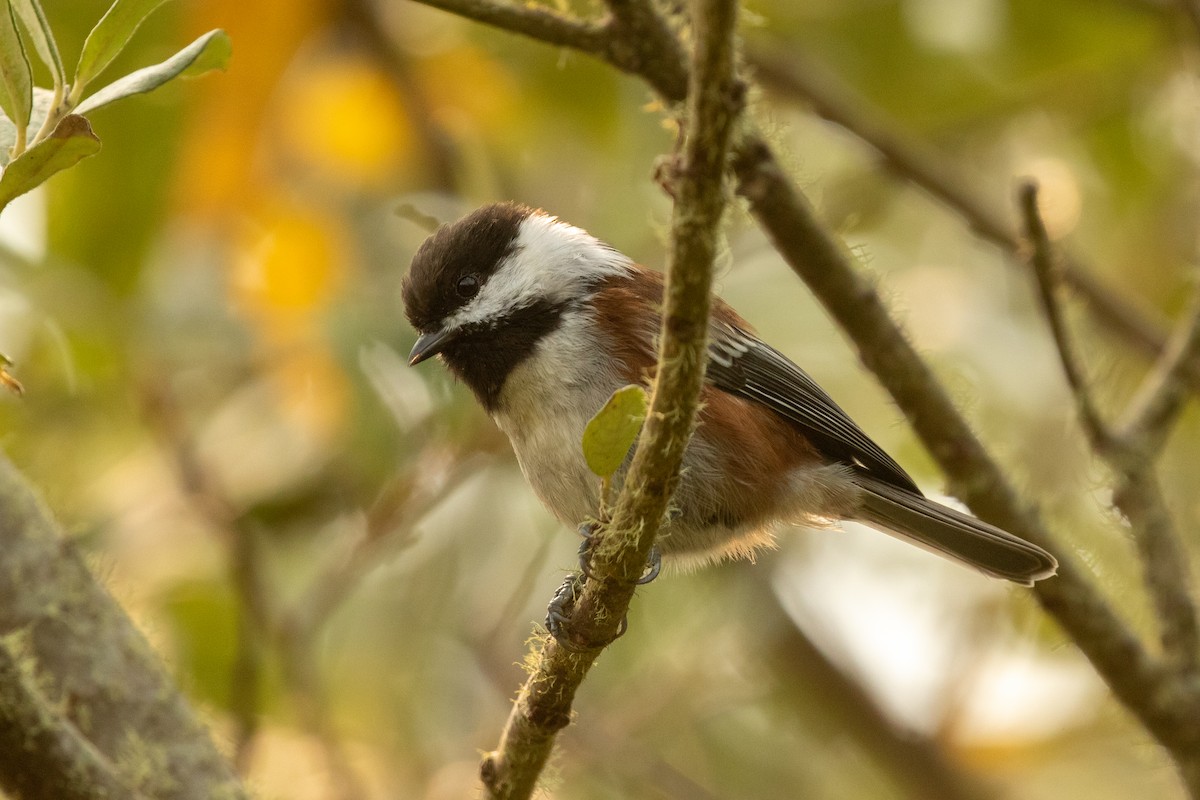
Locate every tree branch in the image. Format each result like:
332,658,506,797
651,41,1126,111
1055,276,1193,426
731,133,1200,791
1018,182,1116,452
0,454,248,800
1113,468,1200,674
478,1,743,796
1179,0,1200,42
0,643,144,800
410,0,609,56
1020,183,1200,685
746,44,1200,392
141,380,272,772
1117,286,1200,457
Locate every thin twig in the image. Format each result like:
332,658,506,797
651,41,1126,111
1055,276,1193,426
1019,185,1200,683
268,454,481,800
1179,0,1200,41
1018,182,1116,452
344,0,461,190
281,450,482,641
228,524,268,772
140,381,272,772
1117,285,1200,457
479,1,743,796
279,635,369,800
1113,283,1200,675
1114,469,1200,674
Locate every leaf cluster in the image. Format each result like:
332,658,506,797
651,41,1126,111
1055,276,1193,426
0,0,230,213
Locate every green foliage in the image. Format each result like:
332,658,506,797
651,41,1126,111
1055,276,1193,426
71,0,168,98
10,0,63,89
581,384,648,478
0,4,31,141
0,114,99,209
0,0,228,210
75,29,232,115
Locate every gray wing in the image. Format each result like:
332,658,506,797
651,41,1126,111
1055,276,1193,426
707,322,921,495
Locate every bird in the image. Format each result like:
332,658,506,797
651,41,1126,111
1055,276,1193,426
401,201,1058,586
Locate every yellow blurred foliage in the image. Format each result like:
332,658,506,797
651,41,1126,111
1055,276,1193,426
176,0,336,216
233,202,348,320
269,346,350,444
231,200,353,440
412,44,518,129
278,57,414,189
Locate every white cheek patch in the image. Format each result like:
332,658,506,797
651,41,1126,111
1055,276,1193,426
443,212,633,330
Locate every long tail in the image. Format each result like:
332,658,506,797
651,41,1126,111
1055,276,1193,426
854,478,1058,586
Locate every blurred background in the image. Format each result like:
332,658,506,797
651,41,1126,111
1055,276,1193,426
0,0,1198,798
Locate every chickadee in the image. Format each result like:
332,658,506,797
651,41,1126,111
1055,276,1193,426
402,202,1057,586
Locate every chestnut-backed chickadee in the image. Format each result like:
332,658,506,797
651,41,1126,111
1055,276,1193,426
402,202,1058,586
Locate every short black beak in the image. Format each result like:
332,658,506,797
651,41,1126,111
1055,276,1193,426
408,328,457,366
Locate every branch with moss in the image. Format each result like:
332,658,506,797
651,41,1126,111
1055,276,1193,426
0,455,248,800
477,1,742,797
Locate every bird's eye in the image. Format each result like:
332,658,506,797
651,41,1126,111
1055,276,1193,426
456,274,480,299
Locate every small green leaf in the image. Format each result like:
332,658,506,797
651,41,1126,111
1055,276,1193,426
75,29,230,116
11,0,63,89
0,2,32,135
0,114,100,211
0,86,52,166
73,0,169,94
582,385,648,478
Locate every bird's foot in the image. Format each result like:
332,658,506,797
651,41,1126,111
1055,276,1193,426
576,523,662,585
544,572,628,651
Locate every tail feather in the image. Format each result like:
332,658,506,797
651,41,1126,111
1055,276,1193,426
855,478,1058,586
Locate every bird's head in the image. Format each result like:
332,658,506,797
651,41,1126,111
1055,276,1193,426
402,202,632,406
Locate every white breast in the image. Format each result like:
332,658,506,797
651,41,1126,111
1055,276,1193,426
491,309,628,527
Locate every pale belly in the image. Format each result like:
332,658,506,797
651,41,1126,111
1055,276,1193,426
491,334,618,529
488,326,859,568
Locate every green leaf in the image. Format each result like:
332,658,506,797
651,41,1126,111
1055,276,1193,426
75,29,230,116
0,84,49,165
0,2,32,135
73,0,169,93
0,114,100,211
582,385,648,478
11,0,63,88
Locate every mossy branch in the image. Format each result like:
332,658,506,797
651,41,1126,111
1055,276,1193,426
0,455,248,800
477,1,743,797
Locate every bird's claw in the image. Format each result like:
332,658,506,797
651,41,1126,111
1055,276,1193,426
545,573,581,639
548,524,658,649
576,524,662,586
637,545,662,585
544,572,628,651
